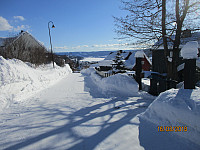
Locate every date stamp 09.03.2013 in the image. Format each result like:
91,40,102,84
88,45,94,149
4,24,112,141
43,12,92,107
157,126,187,132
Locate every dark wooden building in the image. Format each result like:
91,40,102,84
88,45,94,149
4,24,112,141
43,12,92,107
150,49,200,95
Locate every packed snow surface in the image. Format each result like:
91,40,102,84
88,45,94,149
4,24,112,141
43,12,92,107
0,56,199,149
0,72,156,150
0,56,72,111
180,41,199,59
141,89,200,146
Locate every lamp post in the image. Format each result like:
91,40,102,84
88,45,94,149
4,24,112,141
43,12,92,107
48,21,55,68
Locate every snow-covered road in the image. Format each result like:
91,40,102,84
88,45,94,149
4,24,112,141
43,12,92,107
0,73,198,150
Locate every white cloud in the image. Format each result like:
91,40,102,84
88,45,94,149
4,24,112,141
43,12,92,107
14,25,31,32
0,16,13,31
54,46,69,50
0,16,30,32
14,16,25,21
92,43,129,48
54,43,134,52
82,45,89,48
55,45,89,50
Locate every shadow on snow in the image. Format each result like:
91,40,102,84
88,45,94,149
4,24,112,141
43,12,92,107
4,74,154,150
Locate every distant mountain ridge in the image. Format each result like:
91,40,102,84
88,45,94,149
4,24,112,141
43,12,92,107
56,50,137,58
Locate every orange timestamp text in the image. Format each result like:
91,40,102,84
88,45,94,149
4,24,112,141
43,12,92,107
157,126,187,132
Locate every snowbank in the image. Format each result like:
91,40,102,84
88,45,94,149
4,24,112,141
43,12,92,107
0,56,72,111
81,68,138,97
140,89,200,146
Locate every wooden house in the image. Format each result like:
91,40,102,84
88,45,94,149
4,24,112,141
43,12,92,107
104,50,152,72
149,31,200,95
0,30,48,63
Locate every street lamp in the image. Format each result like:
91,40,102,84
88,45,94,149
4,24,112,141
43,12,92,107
48,21,55,68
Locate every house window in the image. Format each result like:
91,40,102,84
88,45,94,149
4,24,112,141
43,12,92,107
141,61,145,65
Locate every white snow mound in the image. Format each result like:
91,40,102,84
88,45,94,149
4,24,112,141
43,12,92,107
180,41,199,59
0,56,72,111
140,89,200,146
81,68,138,97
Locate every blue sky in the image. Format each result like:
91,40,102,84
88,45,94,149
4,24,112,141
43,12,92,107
0,0,134,52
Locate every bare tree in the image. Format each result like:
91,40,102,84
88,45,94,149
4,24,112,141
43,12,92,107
171,0,200,80
114,0,163,46
3,37,16,58
115,0,200,80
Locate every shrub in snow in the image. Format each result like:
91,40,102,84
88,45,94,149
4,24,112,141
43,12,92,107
0,56,72,111
140,89,200,146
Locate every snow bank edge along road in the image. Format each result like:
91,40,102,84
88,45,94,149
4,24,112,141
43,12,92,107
140,88,200,146
81,67,139,97
0,56,72,111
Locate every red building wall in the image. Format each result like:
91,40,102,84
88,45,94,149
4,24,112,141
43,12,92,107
133,57,151,71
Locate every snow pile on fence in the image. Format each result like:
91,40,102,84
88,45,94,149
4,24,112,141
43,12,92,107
180,41,199,59
0,56,72,111
140,89,200,146
81,68,138,97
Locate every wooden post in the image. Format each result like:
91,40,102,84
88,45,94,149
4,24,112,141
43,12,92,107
184,59,196,89
136,57,142,90
180,41,198,89
149,73,158,96
135,51,145,91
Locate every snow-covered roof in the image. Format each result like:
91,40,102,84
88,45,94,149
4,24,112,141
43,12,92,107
153,32,200,49
98,60,114,66
103,50,152,69
104,51,129,60
0,31,46,50
124,51,152,69
135,51,145,58
124,52,136,69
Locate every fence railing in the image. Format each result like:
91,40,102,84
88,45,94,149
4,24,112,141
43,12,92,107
95,69,136,79
95,70,115,77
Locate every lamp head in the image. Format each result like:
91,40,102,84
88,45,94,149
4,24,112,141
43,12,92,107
52,24,55,28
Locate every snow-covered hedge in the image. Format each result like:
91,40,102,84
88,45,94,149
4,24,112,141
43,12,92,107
81,68,138,97
140,89,200,146
0,56,72,111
